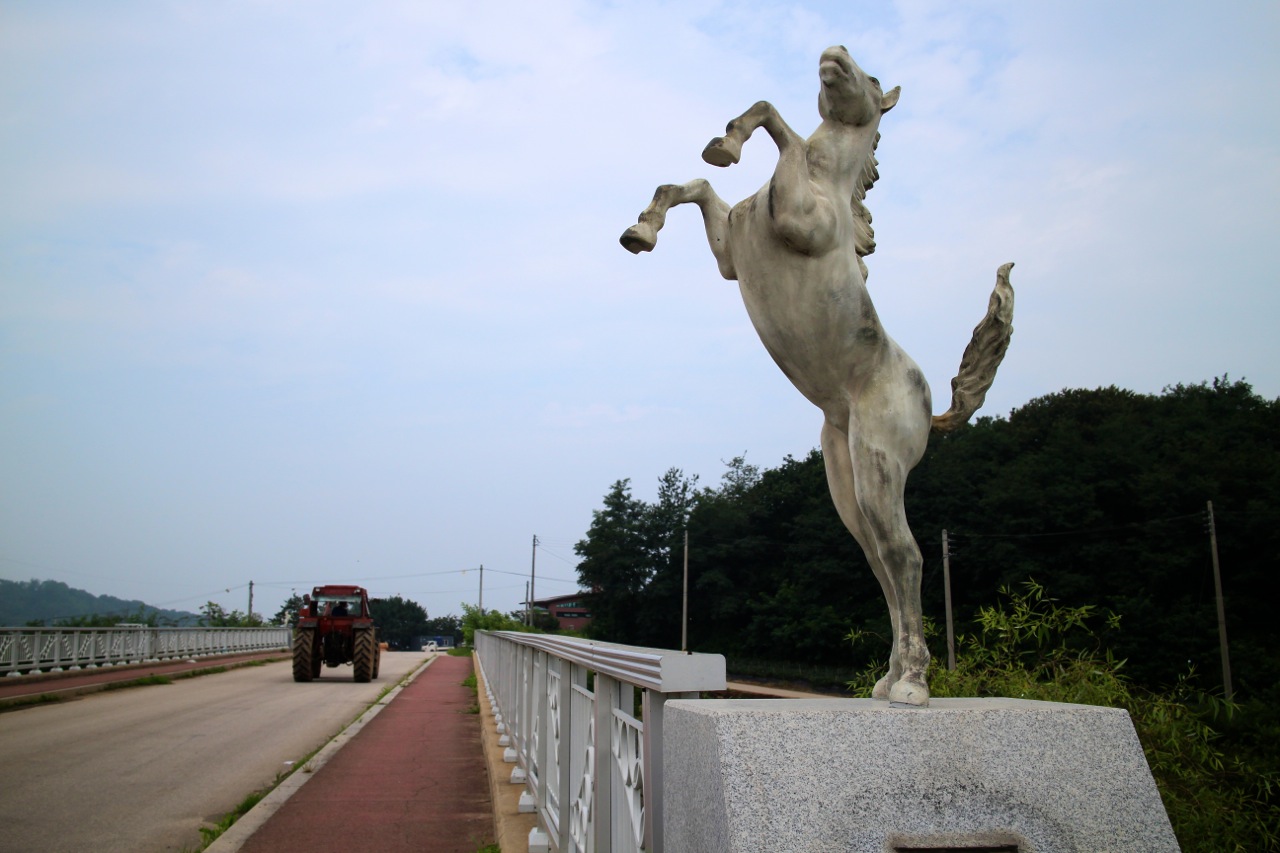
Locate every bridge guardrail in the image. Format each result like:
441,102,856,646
0,627,292,676
475,630,726,853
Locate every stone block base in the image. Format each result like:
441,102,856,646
663,697,1177,852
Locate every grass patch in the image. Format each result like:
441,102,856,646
447,646,471,656
197,789,267,847
2,656,288,713
104,674,173,690
0,692,65,712
461,670,480,713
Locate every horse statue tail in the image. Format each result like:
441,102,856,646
932,262,1016,434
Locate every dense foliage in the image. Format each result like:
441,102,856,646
199,601,265,627
575,379,1280,702
573,379,1280,849
3,579,199,626
459,602,543,646
368,595,430,649
271,593,305,626
423,614,464,645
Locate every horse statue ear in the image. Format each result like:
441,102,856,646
881,86,901,113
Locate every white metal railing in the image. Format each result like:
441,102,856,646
0,627,292,676
475,631,726,853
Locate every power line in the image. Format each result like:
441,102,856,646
259,569,475,585
537,545,580,567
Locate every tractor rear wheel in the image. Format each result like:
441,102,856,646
292,628,315,682
353,628,375,683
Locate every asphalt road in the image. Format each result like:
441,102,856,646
0,651,430,853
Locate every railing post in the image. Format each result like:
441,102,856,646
556,658,574,848
520,645,533,770
532,646,547,805
593,672,616,853
643,690,664,853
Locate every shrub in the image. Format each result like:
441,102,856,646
459,603,541,646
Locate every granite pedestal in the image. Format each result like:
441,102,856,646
662,697,1178,852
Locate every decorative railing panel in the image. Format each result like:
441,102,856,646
475,631,725,853
0,627,291,676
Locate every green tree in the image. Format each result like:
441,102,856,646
459,602,537,646
634,468,699,647
575,379,1280,698
509,608,561,632
368,595,429,650
574,479,651,643
905,378,1280,695
271,594,304,626
57,606,160,627
423,614,463,645
199,601,263,627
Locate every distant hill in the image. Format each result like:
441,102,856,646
0,579,201,627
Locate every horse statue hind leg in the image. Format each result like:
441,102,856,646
820,363,935,706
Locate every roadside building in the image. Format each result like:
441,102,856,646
532,593,593,633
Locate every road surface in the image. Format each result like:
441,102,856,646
0,651,430,852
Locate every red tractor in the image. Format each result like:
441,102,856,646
292,585,380,683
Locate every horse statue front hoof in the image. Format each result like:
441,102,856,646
888,676,930,707
620,223,658,254
702,136,742,167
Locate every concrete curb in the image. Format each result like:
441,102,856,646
204,653,439,853
0,652,291,710
475,654,540,853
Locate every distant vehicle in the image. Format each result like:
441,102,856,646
291,585,380,683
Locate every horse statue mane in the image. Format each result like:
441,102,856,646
621,45,1015,706
851,131,881,280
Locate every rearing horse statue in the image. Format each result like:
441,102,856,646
621,46,1015,706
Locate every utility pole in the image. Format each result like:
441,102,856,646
525,582,530,626
681,529,690,652
530,535,539,627
478,564,484,612
248,580,254,620
1206,501,1233,701
942,531,955,671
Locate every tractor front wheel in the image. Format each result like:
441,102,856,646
353,628,376,683
292,628,316,682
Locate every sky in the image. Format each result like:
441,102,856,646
2,1,1277,625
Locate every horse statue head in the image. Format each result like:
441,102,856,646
817,45,900,127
